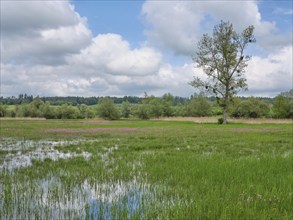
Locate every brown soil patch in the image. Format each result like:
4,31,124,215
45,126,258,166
156,117,218,123
46,128,139,133
0,117,46,120
156,117,293,124
81,119,113,125
228,118,293,124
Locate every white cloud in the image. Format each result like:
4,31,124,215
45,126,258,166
64,33,195,97
1,0,291,98
1,1,79,33
142,1,202,55
258,33,293,51
142,1,278,56
1,0,92,65
68,33,162,76
244,46,293,97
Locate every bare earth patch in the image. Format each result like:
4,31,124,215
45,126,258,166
46,128,139,133
0,117,46,120
156,117,293,124
81,119,113,125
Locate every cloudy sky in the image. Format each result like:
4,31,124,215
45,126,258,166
1,0,292,98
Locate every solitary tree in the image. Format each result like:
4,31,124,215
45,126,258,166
190,21,255,123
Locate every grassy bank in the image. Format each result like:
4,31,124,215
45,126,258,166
0,119,292,219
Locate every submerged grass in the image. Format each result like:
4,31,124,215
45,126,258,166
0,118,292,219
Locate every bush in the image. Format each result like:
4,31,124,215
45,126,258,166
272,95,293,118
78,104,95,119
0,104,7,117
16,104,31,117
98,98,120,120
135,104,150,120
218,118,224,124
56,104,80,119
187,95,212,117
40,103,56,119
121,101,132,118
231,97,270,118
162,93,174,117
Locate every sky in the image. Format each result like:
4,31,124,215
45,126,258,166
1,0,292,98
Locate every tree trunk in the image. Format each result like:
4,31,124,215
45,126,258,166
223,107,228,124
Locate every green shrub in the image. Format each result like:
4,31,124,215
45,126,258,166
272,95,293,118
187,95,212,117
231,97,270,118
98,98,120,120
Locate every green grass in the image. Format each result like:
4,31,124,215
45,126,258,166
0,119,292,219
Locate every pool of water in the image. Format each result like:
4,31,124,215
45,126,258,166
0,139,92,171
0,138,157,219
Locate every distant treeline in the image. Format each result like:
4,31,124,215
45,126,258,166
1,91,292,119
0,93,276,106
0,94,190,106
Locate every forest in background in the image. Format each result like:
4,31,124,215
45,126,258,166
0,90,292,120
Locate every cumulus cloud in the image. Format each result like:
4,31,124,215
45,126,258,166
142,1,278,56
244,46,293,97
0,0,167,97
64,33,195,97
142,1,202,55
1,0,291,98
68,34,162,76
1,0,92,65
2,1,79,34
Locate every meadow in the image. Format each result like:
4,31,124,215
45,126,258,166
0,118,292,219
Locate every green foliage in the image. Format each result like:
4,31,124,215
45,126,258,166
16,104,31,117
29,97,44,117
135,104,150,120
78,104,95,119
231,97,270,118
2,93,290,120
187,95,212,117
0,103,7,117
135,93,174,119
98,98,120,120
272,95,293,118
1,97,97,119
161,93,174,117
148,96,163,118
56,104,81,119
40,103,56,119
121,101,132,118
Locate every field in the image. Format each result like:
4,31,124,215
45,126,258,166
0,118,292,219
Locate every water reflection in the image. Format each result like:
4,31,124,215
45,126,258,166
0,138,162,219
1,176,151,219
0,139,91,171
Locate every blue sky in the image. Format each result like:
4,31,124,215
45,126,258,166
72,1,144,45
1,0,292,98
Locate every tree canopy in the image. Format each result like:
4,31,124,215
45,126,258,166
190,21,255,123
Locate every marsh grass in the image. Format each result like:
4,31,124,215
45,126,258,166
0,119,292,219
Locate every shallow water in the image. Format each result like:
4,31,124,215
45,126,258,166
0,139,92,171
0,138,155,219
1,175,151,219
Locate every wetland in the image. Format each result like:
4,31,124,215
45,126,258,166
0,119,292,219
